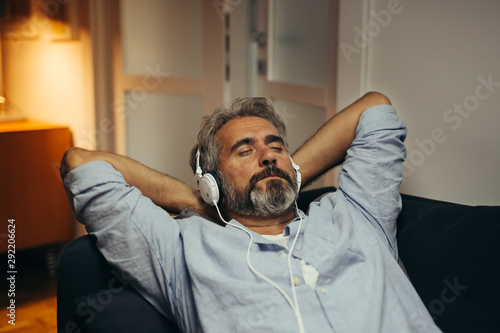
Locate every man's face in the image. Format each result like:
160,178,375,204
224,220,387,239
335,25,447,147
215,116,298,217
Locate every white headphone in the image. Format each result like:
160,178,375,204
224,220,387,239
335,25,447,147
290,156,302,193
195,149,222,206
195,148,301,206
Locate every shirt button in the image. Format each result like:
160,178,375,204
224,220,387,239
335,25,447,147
320,287,327,295
293,277,301,286
280,253,288,258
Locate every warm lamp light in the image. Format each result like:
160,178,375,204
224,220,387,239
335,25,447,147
0,22,25,122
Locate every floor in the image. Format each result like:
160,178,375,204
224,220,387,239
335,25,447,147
0,248,58,333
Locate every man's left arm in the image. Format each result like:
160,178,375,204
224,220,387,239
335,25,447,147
338,104,407,257
292,91,392,187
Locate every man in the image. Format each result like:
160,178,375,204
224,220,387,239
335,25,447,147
61,92,441,332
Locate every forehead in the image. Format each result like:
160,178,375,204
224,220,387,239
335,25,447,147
215,116,280,148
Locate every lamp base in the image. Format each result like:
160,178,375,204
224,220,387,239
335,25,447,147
0,111,26,122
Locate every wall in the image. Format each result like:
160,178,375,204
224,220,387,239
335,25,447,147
337,0,500,206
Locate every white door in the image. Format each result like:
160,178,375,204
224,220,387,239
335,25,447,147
92,0,225,187
244,0,340,188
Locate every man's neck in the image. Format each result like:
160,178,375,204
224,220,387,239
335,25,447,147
223,208,296,235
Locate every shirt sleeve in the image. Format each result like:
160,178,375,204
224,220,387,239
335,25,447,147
63,161,180,320
338,104,407,258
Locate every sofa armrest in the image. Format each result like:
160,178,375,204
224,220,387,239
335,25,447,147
397,196,500,332
57,235,180,333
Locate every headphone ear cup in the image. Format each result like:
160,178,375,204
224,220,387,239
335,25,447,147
199,172,222,206
296,169,302,192
289,156,301,193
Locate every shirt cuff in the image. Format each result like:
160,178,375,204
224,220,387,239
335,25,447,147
355,104,406,138
64,161,126,195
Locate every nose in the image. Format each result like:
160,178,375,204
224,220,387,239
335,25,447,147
259,148,277,167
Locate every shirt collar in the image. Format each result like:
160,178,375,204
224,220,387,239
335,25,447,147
226,210,305,246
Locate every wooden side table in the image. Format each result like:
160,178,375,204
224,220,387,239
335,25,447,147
0,121,75,273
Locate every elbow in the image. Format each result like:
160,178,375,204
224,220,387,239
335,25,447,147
363,91,392,107
60,147,87,180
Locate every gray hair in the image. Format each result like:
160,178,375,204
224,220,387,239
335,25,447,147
189,97,288,174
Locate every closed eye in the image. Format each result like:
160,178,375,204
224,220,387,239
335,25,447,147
265,135,286,152
238,149,253,156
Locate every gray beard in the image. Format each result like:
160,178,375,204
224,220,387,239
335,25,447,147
220,167,298,217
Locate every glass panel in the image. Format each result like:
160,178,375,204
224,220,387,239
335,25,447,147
270,0,329,87
122,0,203,78
126,92,203,187
272,99,326,188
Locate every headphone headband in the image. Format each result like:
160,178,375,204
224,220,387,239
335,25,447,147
195,149,203,183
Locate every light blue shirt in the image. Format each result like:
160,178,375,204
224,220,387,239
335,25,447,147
64,105,441,332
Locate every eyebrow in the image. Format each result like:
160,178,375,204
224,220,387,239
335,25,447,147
264,134,285,146
229,134,284,153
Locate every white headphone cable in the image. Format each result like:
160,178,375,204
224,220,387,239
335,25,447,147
214,202,305,333
287,201,305,332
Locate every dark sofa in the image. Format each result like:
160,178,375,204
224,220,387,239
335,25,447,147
57,188,500,333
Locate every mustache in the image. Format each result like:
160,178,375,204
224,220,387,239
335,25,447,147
249,166,294,188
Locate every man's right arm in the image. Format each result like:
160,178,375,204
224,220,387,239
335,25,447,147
62,153,181,321
61,147,210,215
